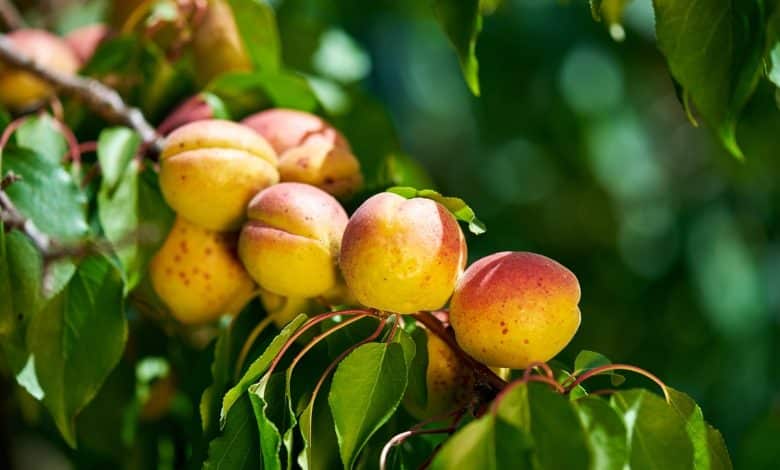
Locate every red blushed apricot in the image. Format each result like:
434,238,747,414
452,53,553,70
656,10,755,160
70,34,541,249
0,29,80,110
242,108,350,155
238,183,348,298
449,251,581,369
339,192,467,314
149,217,256,324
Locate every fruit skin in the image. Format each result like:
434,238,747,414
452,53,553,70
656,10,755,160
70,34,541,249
239,182,348,298
403,328,474,420
149,217,256,324
65,24,110,64
157,94,216,136
159,119,278,231
449,251,581,369
242,109,362,197
339,192,467,314
192,0,251,85
0,29,80,110
242,109,350,154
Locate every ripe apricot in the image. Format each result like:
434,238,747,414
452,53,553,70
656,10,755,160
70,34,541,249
339,193,467,314
242,109,362,197
403,328,474,420
238,182,348,298
449,251,581,369
64,24,109,64
0,29,79,110
159,119,278,231
258,290,315,328
149,217,256,324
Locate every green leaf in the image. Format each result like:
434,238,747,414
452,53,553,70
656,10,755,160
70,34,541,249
208,70,318,118
652,0,768,158
97,128,173,291
574,397,629,470
767,6,780,91
611,389,695,469
668,388,733,470
496,382,590,470
381,152,435,190
0,227,42,337
573,350,625,386
387,186,486,235
221,314,309,426
249,373,286,470
97,128,139,191
3,147,88,241
299,384,341,470
25,256,127,447
15,114,67,166
204,395,261,470
432,413,533,469
433,0,482,95
328,342,407,469
706,424,733,470
227,0,281,72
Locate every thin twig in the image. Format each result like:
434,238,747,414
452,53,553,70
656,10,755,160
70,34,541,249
565,364,671,402
0,0,24,31
0,35,164,155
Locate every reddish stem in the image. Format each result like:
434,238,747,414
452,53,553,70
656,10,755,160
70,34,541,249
412,311,506,391
565,364,670,402
380,426,458,470
523,362,554,380
0,116,29,150
264,309,379,379
48,116,81,167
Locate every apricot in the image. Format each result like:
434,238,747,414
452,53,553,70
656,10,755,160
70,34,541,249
242,109,362,197
449,251,581,369
0,29,80,110
159,119,278,231
339,193,467,314
239,182,348,298
192,0,251,85
149,217,256,324
65,24,109,64
403,328,474,420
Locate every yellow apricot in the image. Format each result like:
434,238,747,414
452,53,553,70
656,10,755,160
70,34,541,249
149,217,256,324
449,251,581,369
339,192,467,314
403,329,474,420
159,120,278,231
238,182,348,298
0,29,79,110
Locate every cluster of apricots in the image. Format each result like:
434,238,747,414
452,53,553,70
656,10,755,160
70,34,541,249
146,109,581,418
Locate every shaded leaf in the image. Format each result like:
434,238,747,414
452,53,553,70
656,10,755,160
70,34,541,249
204,395,260,470
15,114,67,166
433,0,482,95
652,0,768,158
249,373,286,470
208,70,318,118
668,388,732,470
328,342,407,469
221,314,308,426
573,350,624,386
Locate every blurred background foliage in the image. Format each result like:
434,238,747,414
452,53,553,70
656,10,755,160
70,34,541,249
1,0,779,469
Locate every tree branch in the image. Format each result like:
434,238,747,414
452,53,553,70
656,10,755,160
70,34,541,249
0,34,164,155
0,0,24,31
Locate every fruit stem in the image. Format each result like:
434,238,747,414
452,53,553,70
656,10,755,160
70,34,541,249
285,314,375,383
234,315,274,381
565,364,671,403
379,419,462,470
264,308,380,379
413,311,507,391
